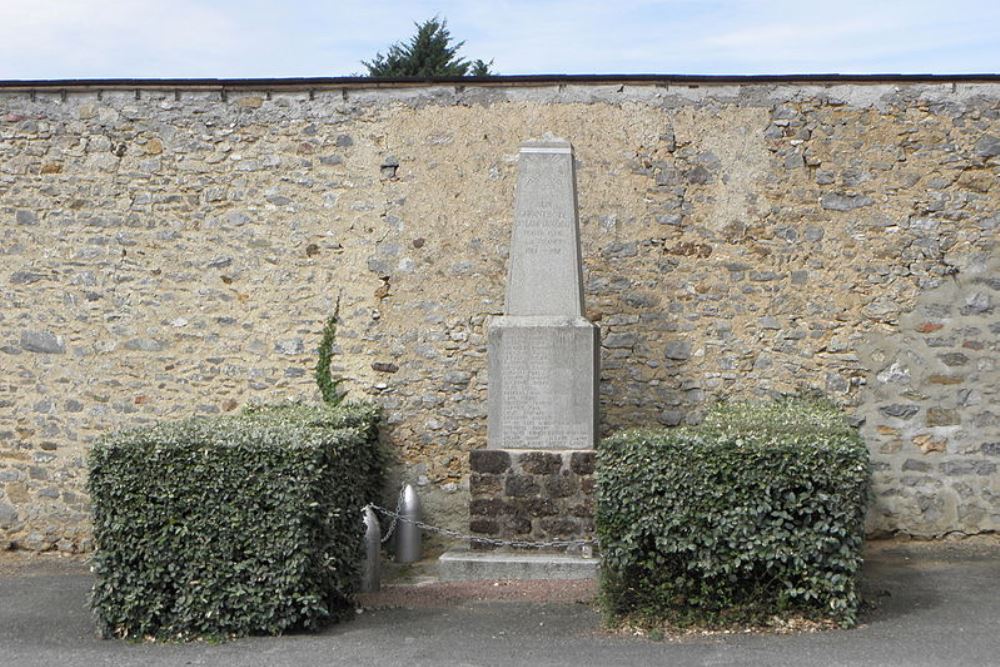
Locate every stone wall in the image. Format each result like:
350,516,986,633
1,80,998,550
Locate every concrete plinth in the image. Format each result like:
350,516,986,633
438,547,599,582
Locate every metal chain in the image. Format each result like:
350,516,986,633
378,488,406,545
366,502,599,550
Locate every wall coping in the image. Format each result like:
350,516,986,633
1,73,1000,93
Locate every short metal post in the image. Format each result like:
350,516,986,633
361,506,381,592
395,484,423,563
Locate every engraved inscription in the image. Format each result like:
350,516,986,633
506,149,582,317
499,329,590,448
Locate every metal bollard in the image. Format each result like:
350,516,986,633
361,506,381,592
394,484,423,563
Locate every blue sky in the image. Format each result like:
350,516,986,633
2,0,999,79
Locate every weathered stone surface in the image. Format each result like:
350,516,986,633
570,451,595,475
469,498,507,516
470,473,502,496
466,449,595,550
821,193,874,211
505,475,540,497
664,340,692,360
487,138,600,451
519,452,562,475
469,519,499,535
488,319,599,450
974,135,1000,158
0,502,18,529
20,331,65,354
926,408,961,427
879,404,920,419
506,139,583,317
470,450,511,474
545,474,579,498
1,82,999,549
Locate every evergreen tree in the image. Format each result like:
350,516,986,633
362,17,495,78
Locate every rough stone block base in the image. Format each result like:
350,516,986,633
468,448,596,554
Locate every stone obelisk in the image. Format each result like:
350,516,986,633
487,138,600,449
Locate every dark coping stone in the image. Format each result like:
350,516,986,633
519,452,562,475
505,475,540,497
469,498,507,517
545,474,579,498
570,451,596,475
469,473,502,496
470,449,511,474
469,518,499,535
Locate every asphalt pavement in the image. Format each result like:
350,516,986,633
1,540,998,666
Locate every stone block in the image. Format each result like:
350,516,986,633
540,517,579,537
510,516,533,535
470,449,511,474
570,451,595,475
20,331,65,354
470,473,502,496
545,474,579,498
469,519,499,535
505,475,540,497
510,497,558,518
519,452,562,475
469,498,507,517
487,318,599,449
879,404,920,419
926,408,960,426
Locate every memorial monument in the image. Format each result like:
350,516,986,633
487,137,600,450
440,136,601,579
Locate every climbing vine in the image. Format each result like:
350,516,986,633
314,297,344,406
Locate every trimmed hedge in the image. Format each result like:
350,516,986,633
87,401,383,639
597,398,870,628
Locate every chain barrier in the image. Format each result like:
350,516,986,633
378,487,406,545
366,501,599,551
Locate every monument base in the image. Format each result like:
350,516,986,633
466,449,596,554
438,546,598,582
487,317,599,450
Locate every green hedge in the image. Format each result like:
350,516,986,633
87,401,383,639
597,398,870,628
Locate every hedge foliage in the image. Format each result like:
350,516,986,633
597,398,870,628
88,401,383,639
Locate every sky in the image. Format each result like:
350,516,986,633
2,0,999,80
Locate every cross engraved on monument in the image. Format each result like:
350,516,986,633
487,137,600,450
